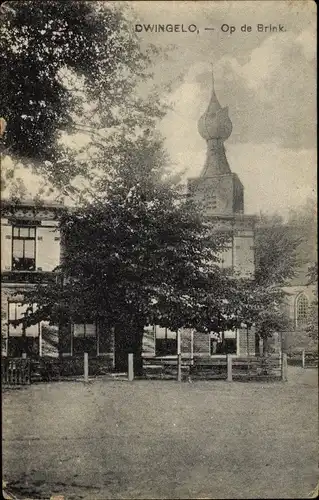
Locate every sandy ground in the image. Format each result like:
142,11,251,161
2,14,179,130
2,366,318,499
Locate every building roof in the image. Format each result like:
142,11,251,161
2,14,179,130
1,198,65,209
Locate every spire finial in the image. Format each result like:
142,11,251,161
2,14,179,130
197,66,233,143
210,62,215,91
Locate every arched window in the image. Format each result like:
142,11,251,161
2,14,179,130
295,294,309,327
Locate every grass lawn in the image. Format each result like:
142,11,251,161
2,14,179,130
2,366,318,499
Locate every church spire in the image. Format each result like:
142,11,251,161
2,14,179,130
198,67,233,177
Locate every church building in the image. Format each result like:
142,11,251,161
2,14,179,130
147,71,258,359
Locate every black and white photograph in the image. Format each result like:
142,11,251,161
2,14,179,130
1,1,317,498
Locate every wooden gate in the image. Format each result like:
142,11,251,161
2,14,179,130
2,358,31,385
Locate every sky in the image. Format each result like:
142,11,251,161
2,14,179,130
131,0,316,217
2,0,316,218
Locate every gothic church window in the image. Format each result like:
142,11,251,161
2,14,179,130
295,294,309,327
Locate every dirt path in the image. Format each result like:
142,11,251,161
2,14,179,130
2,366,318,499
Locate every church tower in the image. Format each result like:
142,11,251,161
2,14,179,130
188,70,255,279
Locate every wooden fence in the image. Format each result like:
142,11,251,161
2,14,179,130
230,355,283,381
2,358,31,385
302,350,318,369
143,354,284,381
2,353,287,385
31,354,114,381
143,357,191,380
1,354,114,385
287,350,318,368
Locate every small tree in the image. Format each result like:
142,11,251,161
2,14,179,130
237,213,303,352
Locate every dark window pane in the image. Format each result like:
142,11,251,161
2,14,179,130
7,337,39,357
214,339,237,355
73,337,97,356
13,258,35,271
156,339,177,356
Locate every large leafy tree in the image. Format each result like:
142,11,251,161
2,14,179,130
3,1,235,371
0,0,166,193
19,132,232,373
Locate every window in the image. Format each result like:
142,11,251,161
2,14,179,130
73,323,97,355
7,302,39,357
296,294,309,327
210,331,237,355
8,302,38,336
7,337,39,357
155,326,177,356
73,324,96,337
12,226,36,270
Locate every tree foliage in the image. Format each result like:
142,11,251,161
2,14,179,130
235,212,304,342
244,203,317,342
16,132,235,369
0,0,166,191
254,213,302,287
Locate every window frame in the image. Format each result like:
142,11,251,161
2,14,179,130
72,322,98,356
73,322,97,338
7,301,39,337
295,293,309,328
12,225,36,271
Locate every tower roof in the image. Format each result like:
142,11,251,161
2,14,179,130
198,69,232,141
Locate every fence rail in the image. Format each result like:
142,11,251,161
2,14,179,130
302,351,318,369
143,355,283,381
2,358,31,385
287,350,318,368
2,353,287,385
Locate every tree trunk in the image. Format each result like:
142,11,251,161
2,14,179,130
114,319,144,375
132,328,143,376
127,320,144,376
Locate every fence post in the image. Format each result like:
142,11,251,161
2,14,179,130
302,349,305,369
84,352,89,383
190,330,194,365
128,353,134,381
39,324,42,357
281,353,288,381
227,355,232,382
177,330,182,382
